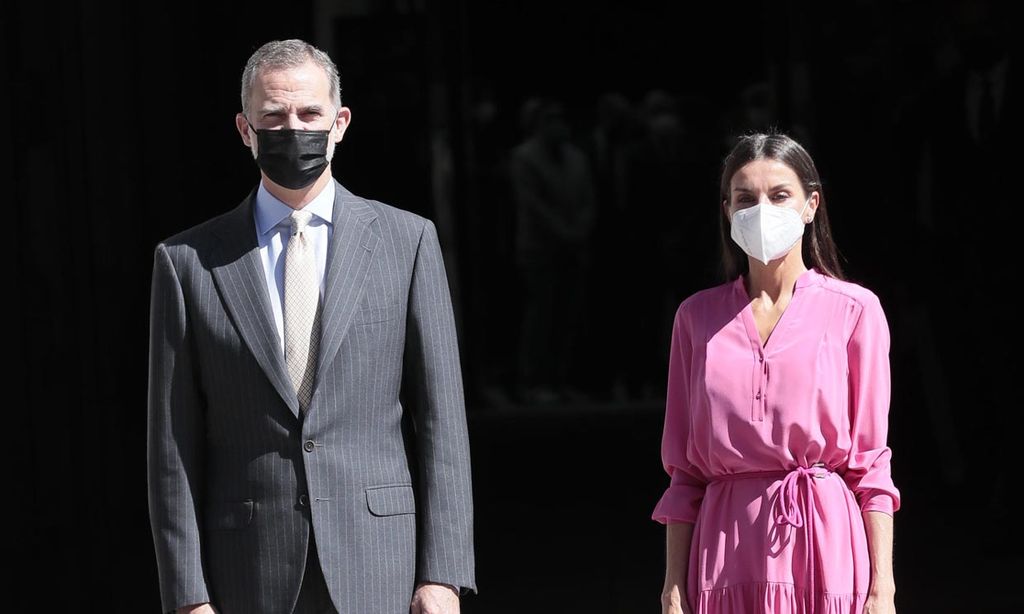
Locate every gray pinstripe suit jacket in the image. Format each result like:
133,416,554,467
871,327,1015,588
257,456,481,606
147,179,476,613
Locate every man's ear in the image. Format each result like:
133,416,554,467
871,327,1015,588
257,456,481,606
235,113,253,147
332,106,352,143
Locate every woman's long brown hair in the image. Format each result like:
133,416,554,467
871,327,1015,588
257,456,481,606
717,132,846,282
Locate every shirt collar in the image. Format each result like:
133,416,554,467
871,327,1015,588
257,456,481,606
733,266,820,295
254,179,335,236
794,266,820,289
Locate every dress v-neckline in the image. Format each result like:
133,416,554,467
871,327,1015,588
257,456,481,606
735,268,816,353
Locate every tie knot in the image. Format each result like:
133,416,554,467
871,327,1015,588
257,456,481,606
290,209,314,235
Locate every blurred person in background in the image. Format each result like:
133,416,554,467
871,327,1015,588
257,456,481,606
509,98,596,406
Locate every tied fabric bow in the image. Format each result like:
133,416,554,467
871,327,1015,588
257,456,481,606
771,463,830,609
772,463,830,528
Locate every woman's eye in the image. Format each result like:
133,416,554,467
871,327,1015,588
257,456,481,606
773,193,790,201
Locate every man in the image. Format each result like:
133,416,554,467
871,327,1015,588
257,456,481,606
147,39,476,614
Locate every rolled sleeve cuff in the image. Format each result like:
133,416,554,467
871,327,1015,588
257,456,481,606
859,488,899,516
651,483,704,524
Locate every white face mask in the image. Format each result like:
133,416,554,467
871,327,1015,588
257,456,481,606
729,198,811,265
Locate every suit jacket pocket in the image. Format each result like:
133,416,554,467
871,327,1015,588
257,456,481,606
365,484,416,516
353,302,402,325
205,498,256,530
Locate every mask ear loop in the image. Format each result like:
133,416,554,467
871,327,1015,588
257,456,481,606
798,196,813,223
245,118,260,158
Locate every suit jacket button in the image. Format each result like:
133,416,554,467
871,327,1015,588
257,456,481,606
298,494,309,506
303,440,315,452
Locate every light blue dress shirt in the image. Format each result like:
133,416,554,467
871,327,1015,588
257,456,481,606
252,180,335,354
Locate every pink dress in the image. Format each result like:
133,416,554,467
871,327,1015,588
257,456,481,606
652,267,900,613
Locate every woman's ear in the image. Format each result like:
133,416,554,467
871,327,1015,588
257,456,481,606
807,191,820,222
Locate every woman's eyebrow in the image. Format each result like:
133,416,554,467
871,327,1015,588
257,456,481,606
732,184,794,193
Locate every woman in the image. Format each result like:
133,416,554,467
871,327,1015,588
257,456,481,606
653,133,899,614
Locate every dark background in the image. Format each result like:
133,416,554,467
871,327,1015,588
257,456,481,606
6,0,1022,611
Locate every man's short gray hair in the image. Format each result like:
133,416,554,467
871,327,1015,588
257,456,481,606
241,39,341,116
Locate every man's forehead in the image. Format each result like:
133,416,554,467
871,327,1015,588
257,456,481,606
255,100,329,113
251,61,331,103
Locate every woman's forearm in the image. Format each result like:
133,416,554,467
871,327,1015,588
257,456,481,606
663,522,694,604
863,510,895,596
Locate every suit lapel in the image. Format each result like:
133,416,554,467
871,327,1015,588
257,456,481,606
210,187,302,419
311,181,380,407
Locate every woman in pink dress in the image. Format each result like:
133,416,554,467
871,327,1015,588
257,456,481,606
653,133,899,614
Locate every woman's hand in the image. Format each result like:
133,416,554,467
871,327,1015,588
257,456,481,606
661,585,693,614
863,587,896,614
862,511,896,614
662,523,695,614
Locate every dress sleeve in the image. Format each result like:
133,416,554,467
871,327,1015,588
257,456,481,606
843,292,901,516
652,304,708,524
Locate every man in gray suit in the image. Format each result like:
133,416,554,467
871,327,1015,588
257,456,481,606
147,39,476,614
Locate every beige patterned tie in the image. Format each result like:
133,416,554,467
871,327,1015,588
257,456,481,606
284,209,321,413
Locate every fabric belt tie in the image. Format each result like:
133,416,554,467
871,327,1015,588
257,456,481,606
711,462,832,606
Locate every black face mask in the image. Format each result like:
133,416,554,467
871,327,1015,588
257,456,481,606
247,119,332,189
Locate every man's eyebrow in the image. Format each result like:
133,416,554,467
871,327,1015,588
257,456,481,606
258,104,288,114
258,104,327,115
